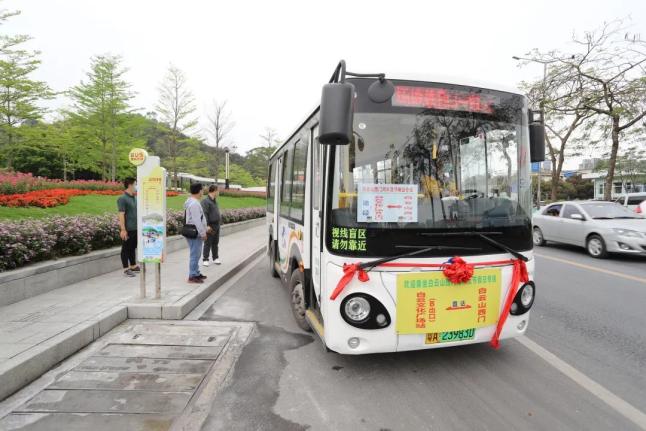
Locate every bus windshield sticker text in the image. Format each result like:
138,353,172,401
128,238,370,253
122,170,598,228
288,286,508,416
357,183,418,223
331,227,367,252
396,268,501,334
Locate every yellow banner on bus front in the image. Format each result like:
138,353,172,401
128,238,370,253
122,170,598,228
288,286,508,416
396,268,501,334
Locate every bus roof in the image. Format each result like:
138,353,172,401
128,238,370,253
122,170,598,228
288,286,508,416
270,75,524,160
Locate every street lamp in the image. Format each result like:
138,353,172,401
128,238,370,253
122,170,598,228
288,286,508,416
512,56,553,207
224,147,230,189
512,55,574,206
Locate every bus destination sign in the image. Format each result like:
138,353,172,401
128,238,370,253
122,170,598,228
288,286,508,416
392,86,499,114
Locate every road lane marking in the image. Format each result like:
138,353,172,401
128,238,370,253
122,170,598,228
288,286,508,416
534,253,646,285
518,336,646,430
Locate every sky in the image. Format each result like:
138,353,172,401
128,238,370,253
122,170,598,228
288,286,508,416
3,0,645,168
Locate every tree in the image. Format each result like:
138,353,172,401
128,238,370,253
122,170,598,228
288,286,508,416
521,73,597,200
243,146,275,181
155,64,197,188
205,99,234,180
526,20,646,200
69,55,133,181
259,127,279,148
0,5,53,168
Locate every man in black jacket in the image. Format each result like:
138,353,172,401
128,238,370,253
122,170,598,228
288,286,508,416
201,185,221,266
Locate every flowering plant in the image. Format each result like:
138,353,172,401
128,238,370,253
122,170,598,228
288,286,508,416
0,207,265,271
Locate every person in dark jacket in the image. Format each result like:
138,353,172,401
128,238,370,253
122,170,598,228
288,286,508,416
201,185,221,266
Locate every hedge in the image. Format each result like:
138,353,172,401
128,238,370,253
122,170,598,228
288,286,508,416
0,207,266,272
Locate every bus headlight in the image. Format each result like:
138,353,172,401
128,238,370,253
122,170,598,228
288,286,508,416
340,294,391,329
344,296,371,322
510,282,535,315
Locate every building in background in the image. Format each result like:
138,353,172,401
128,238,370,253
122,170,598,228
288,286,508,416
582,171,646,200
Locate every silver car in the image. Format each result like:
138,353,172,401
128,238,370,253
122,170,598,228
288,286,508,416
532,201,646,258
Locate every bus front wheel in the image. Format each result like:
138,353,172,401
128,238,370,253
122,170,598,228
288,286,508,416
289,270,312,332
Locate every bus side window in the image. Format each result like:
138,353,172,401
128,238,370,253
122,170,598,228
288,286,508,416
280,149,294,218
267,162,275,212
291,140,308,222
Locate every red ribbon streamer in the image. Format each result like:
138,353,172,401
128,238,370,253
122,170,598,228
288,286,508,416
330,256,529,348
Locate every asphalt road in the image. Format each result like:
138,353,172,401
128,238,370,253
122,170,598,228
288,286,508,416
198,245,646,431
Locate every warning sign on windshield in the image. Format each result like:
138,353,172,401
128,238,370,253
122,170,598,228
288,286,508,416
357,183,418,223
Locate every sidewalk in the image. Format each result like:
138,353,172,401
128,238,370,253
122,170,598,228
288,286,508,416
0,222,266,402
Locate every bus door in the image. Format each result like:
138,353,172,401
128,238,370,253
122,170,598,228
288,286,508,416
310,126,323,302
277,145,294,274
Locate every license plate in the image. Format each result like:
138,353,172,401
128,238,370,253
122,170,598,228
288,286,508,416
425,328,475,344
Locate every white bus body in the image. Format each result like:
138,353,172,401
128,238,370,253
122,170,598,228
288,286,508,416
267,77,536,354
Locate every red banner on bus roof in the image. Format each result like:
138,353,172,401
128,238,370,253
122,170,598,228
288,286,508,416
392,86,498,114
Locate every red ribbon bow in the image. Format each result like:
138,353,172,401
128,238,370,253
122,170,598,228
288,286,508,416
329,263,370,300
442,256,475,284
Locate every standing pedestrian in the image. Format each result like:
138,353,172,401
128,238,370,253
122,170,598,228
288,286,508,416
184,183,208,283
117,177,139,277
201,185,221,266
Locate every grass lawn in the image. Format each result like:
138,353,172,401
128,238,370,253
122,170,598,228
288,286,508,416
0,194,266,220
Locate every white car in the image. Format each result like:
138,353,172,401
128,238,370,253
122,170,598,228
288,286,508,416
614,192,646,212
532,201,646,258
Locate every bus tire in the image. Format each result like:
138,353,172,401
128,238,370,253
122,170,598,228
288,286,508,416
289,270,312,332
269,239,279,278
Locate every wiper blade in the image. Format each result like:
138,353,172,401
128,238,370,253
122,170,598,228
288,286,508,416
360,245,452,270
614,216,640,219
593,217,613,219
421,231,528,262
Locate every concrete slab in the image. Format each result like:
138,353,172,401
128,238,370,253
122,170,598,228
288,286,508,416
49,370,205,392
74,356,213,374
95,344,225,360
113,332,231,347
0,412,175,431
15,389,191,414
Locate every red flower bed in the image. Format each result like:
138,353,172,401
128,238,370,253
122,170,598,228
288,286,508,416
0,189,183,208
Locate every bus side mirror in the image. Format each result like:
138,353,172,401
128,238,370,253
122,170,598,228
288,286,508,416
529,110,545,163
319,82,354,145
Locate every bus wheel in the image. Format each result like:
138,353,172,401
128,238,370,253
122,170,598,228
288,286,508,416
289,270,312,332
269,240,279,278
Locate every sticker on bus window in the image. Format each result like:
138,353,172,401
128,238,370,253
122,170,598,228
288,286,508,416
330,227,367,252
357,183,418,223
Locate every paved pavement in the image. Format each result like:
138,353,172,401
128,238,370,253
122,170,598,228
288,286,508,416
196,245,646,431
0,223,265,402
0,320,253,430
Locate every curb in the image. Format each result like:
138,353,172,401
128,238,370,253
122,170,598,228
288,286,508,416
0,305,127,403
126,245,266,320
0,217,266,307
0,244,265,403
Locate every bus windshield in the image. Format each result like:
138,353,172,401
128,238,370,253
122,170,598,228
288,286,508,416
328,87,532,256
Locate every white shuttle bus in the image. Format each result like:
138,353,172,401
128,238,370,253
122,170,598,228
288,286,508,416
267,61,545,354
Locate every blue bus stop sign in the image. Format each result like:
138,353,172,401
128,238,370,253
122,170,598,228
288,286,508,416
531,162,541,173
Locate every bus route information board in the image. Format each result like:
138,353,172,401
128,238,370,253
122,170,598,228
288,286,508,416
357,183,418,223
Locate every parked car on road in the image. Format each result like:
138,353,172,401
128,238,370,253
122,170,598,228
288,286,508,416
532,201,646,258
614,192,646,212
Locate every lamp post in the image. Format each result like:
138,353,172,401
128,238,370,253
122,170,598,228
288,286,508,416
512,54,574,206
224,147,230,189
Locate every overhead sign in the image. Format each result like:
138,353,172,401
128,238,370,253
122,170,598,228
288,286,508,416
357,183,418,223
128,148,148,166
396,268,501,334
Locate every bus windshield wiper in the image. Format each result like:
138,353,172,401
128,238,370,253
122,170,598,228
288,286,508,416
420,231,528,262
361,245,480,270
